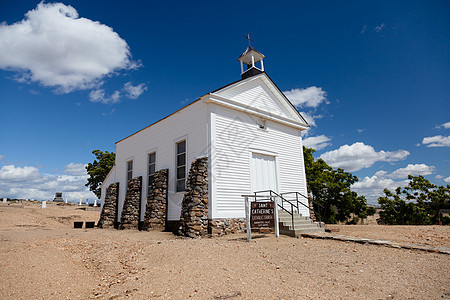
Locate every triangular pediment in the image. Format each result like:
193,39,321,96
212,73,308,126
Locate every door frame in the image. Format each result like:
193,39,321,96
249,149,281,196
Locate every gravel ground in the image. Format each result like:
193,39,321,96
0,202,449,299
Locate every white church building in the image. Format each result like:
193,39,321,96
100,45,311,235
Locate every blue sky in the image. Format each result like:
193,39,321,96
0,1,449,204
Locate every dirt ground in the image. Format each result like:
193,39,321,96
0,202,449,299
326,224,449,248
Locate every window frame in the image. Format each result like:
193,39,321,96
126,159,133,183
175,139,187,193
147,152,156,196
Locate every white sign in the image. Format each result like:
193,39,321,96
42,201,47,209
2,198,6,204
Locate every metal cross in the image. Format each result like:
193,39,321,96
243,33,253,46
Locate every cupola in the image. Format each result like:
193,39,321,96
238,37,265,79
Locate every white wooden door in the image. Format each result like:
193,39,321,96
250,153,278,194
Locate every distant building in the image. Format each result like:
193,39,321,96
53,192,64,202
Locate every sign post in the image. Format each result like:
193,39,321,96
244,196,251,242
274,200,279,238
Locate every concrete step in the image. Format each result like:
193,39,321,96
278,213,310,221
278,217,312,224
278,213,314,224
279,223,324,237
277,210,324,237
278,210,305,217
279,220,315,228
283,223,320,231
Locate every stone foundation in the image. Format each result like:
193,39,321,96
208,218,246,236
119,176,142,230
178,157,208,238
97,182,119,229
308,195,317,222
142,169,169,231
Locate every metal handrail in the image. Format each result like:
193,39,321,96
254,190,300,230
250,190,324,231
281,192,323,227
281,191,324,208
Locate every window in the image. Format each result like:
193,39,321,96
147,152,156,195
176,140,186,192
127,160,133,182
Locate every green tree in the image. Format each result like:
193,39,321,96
85,150,115,198
377,175,450,225
303,147,374,224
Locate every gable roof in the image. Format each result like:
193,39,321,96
238,46,265,60
116,72,308,144
209,72,309,126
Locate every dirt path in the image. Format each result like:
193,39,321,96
1,203,449,299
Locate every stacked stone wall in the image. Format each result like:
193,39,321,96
208,218,246,236
178,157,208,238
142,169,169,231
98,182,119,229
119,176,142,230
308,194,317,222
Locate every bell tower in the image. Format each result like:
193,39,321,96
238,35,265,79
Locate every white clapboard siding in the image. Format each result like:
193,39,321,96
114,100,208,221
211,104,309,219
215,75,297,121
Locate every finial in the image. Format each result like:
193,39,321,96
243,33,253,47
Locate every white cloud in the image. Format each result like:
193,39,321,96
435,175,443,180
444,177,450,184
352,165,438,204
422,135,450,147
438,122,450,129
319,142,409,172
89,89,121,104
102,108,116,116
299,111,322,127
0,155,4,160
63,163,87,176
111,91,121,103
389,164,435,179
0,165,41,181
352,170,409,204
303,135,331,150
0,2,140,93
0,163,96,201
123,82,147,99
89,82,146,104
374,23,386,32
284,86,327,108
361,25,367,34
353,171,396,190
